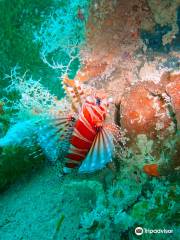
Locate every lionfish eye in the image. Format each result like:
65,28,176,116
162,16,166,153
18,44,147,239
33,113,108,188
96,97,101,105
71,116,76,122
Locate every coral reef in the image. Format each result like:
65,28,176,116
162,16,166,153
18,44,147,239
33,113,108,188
119,82,174,139
0,160,179,239
147,0,179,46
0,0,179,239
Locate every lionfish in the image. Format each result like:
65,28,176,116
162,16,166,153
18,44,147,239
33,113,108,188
56,76,120,173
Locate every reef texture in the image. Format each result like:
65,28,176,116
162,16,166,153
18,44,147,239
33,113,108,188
0,0,179,239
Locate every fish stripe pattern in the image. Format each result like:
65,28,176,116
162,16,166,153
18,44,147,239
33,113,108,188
79,127,114,173
64,99,108,169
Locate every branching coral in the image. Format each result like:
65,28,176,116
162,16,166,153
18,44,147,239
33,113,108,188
1,66,72,131
34,0,90,78
34,1,89,56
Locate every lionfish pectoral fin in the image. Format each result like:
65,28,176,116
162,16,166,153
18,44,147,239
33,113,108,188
79,127,114,173
36,115,76,162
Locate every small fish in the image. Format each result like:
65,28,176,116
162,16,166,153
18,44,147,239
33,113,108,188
62,78,118,173
143,164,160,177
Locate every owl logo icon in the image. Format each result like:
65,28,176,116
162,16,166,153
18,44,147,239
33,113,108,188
135,227,144,235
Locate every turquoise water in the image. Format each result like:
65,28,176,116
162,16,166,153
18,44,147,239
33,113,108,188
0,1,179,239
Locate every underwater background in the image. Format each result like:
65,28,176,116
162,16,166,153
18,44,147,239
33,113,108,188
0,0,179,239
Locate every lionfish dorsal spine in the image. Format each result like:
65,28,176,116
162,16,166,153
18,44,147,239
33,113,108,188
62,75,85,113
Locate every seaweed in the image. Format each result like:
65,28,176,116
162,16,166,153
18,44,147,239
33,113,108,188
53,214,65,240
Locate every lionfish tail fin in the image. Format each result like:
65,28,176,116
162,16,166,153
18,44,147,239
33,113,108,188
79,127,114,173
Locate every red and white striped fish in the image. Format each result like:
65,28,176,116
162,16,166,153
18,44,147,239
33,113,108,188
61,77,118,173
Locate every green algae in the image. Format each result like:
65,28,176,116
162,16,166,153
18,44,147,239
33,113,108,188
53,214,65,240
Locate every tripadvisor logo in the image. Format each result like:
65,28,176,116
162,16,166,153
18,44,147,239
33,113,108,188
135,227,173,235
135,227,143,235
